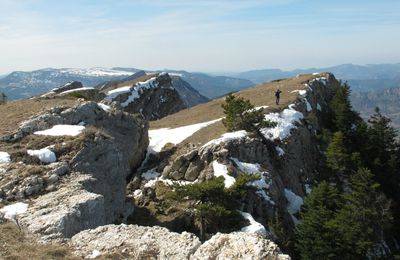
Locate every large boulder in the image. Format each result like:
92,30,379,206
192,232,290,260
71,224,201,259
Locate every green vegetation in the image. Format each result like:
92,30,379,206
169,174,259,240
221,94,276,144
292,82,400,259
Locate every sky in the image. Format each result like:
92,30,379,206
0,0,399,74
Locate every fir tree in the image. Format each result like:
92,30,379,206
221,94,276,145
333,168,392,258
329,82,358,134
325,131,352,178
295,181,343,259
169,175,259,240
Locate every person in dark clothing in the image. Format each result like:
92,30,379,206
275,88,282,105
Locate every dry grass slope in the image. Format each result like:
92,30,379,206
150,73,330,156
0,98,79,137
0,223,79,260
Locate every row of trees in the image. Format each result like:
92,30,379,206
295,82,400,259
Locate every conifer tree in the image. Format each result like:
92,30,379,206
333,168,392,258
221,93,276,145
295,181,343,259
325,131,351,178
329,82,358,134
170,175,259,240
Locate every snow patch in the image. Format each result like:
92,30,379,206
305,184,312,194
231,158,274,204
87,249,102,259
291,89,307,96
317,103,322,111
212,161,235,188
105,77,160,108
261,107,304,141
0,151,11,163
58,87,94,95
284,189,303,224
149,118,222,153
98,103,111,112
203,130,247,147
34,125,85,136
305,98,312,112
27,147,56,163
275,146,285,156
144,176,196,188
0,202,28,221
141,168,161,181
240,212,267,237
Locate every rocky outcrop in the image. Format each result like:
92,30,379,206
192,232,290,260
103,73,186,120
96,70,147,92
1,101,148,241
71,224,201,259
70,225,289,259
159,73,338,228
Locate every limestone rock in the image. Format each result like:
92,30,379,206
71,224,201,259
10,101,149,241
103,73,186,120
191,232,290,260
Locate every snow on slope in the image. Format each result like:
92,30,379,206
240,212,267,237
212,160,236,188
148,118,222,153
105,77,162,108
284,188,303,224
59,68,133,77
27,147,57,163
0,151,11,164
0,202,28,221
34,125,85,136
231,158,274,204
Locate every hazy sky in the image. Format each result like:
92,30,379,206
0,0,399,74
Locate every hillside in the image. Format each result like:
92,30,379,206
0,68,252,102
351,86,400,128
1,72,398,259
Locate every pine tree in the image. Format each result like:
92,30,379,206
169,175,259,240
295,181,343,259
221,94,276,145
325,131,352,178
329,82,358,134
333,168,392,259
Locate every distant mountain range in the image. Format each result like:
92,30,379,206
351,87,400,128
233,63,400,91
0,68,254,101
2,63,400,129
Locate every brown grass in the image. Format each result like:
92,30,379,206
0,222,79,260
150,73,331,156
0,98,79,137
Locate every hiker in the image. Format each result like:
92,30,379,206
275,88,282,105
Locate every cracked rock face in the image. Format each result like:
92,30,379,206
104,73,186,120
70,226,290,260
192,232,290,260
71,224,202,259
9,102,149,241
